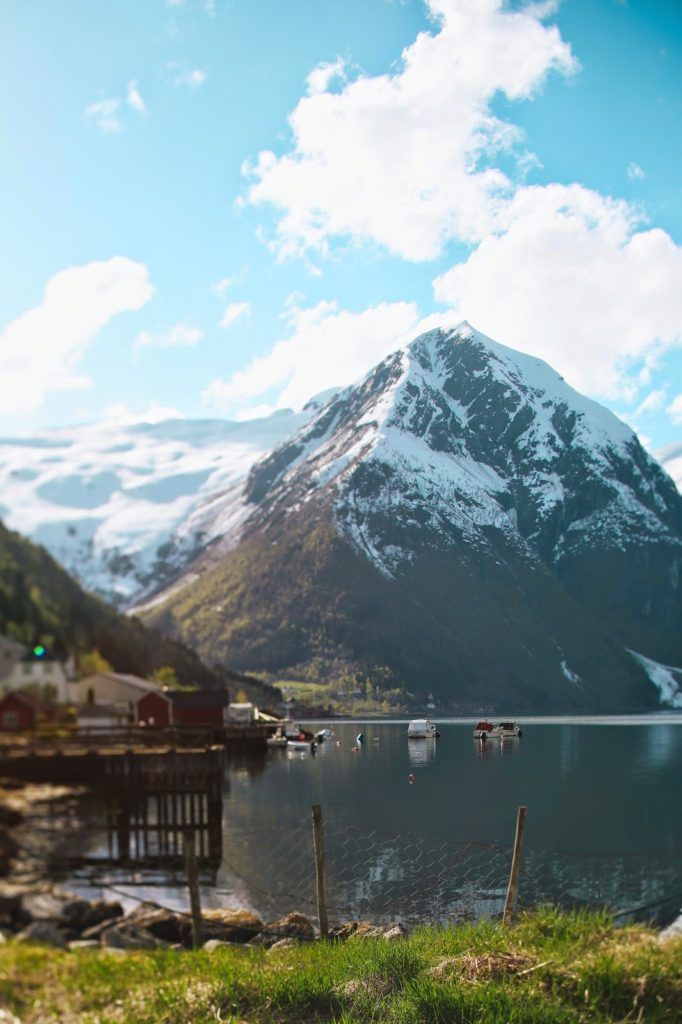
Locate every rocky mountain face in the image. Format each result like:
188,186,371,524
656,442,682,494
144,324,682,711
0,409,314,606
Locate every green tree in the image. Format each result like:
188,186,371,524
78,648,113,676
152,665,178,688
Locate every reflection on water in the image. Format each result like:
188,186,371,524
57,719,682,926
407,738,437,766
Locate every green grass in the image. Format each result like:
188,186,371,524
0,909,680,1023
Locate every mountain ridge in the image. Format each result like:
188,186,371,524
143,324,682,711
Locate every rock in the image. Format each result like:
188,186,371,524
0,806,22,828
68,939,100,950
123,905,183,944
0,1008,22,1024
268,937,296,951
76,900,124,932
81,917,122,941
383,923,409,941
202,938,246,952
0,894,21,926
15,921,68,948
256,912,315,947
329,921,392,941
181,908,263,947
20,891,68,923
101,925,168,951
60,899,92,928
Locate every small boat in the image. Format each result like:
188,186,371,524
473,720,522,739
496,721,522,738
267,730,288,748
287,738,316,753
315,728,334,743
356,732,365,743
407,718,440,739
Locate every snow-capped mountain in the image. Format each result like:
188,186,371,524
656,442,682,494
145,324,682,711
0,408,312,604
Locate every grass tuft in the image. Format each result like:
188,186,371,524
0,911,680,1023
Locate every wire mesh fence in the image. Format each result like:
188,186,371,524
12,790,682,931
219,810,682,928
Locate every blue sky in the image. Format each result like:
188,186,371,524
1,0,681,452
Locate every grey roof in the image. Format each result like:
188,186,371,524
169,689,230,709
80,672,162,694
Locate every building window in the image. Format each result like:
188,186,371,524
1,710,19,729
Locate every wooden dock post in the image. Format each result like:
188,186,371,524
503,805,527,926
311,803,329,939
185,830,203,948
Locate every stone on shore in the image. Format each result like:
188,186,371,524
256,912,315,947
15,921,68,948
181,908,263,946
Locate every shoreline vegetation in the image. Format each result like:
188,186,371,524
1,909,681,1023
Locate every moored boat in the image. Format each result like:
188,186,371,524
496,721,522,738
407,718,440,738
473,720,495,740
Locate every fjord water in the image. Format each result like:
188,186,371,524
227,718,682,854
220,717,682,923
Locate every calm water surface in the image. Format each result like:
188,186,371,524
69,716,682,925
226,717,682,856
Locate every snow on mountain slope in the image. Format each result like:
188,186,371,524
0,410,309,604
656,442,682,493
142,323,682,710
238,322,679,580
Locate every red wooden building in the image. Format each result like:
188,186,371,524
0,691,51,732
134,688,229,728
169,689,230,728
136,690,172,727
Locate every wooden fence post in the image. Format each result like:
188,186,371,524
185,829,203,948
311,803,329,939
503,805,527,926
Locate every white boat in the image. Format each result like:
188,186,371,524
287,738,316,753
496,721,522,738
267,730,288,748
407,718,440,738
473,720,522,739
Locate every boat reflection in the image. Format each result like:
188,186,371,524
408,737,437,767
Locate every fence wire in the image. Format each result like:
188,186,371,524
219,816,682,927
13,793,682,930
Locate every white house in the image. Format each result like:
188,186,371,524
0,635,26,683
2,647,70,702
76,672,163,712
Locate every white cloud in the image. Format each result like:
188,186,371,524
127,80,147,114
634,388,667,416
212,276,235,293
134,322,204,352
202,299,421,414
306,58,346,96
220,302,251,329
103,402,186,425
627,161,645,180
0,258,154,416
245,0,576,261
173,69,207,89
85,98,122,133
433,183,682,398
668,395,682,425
